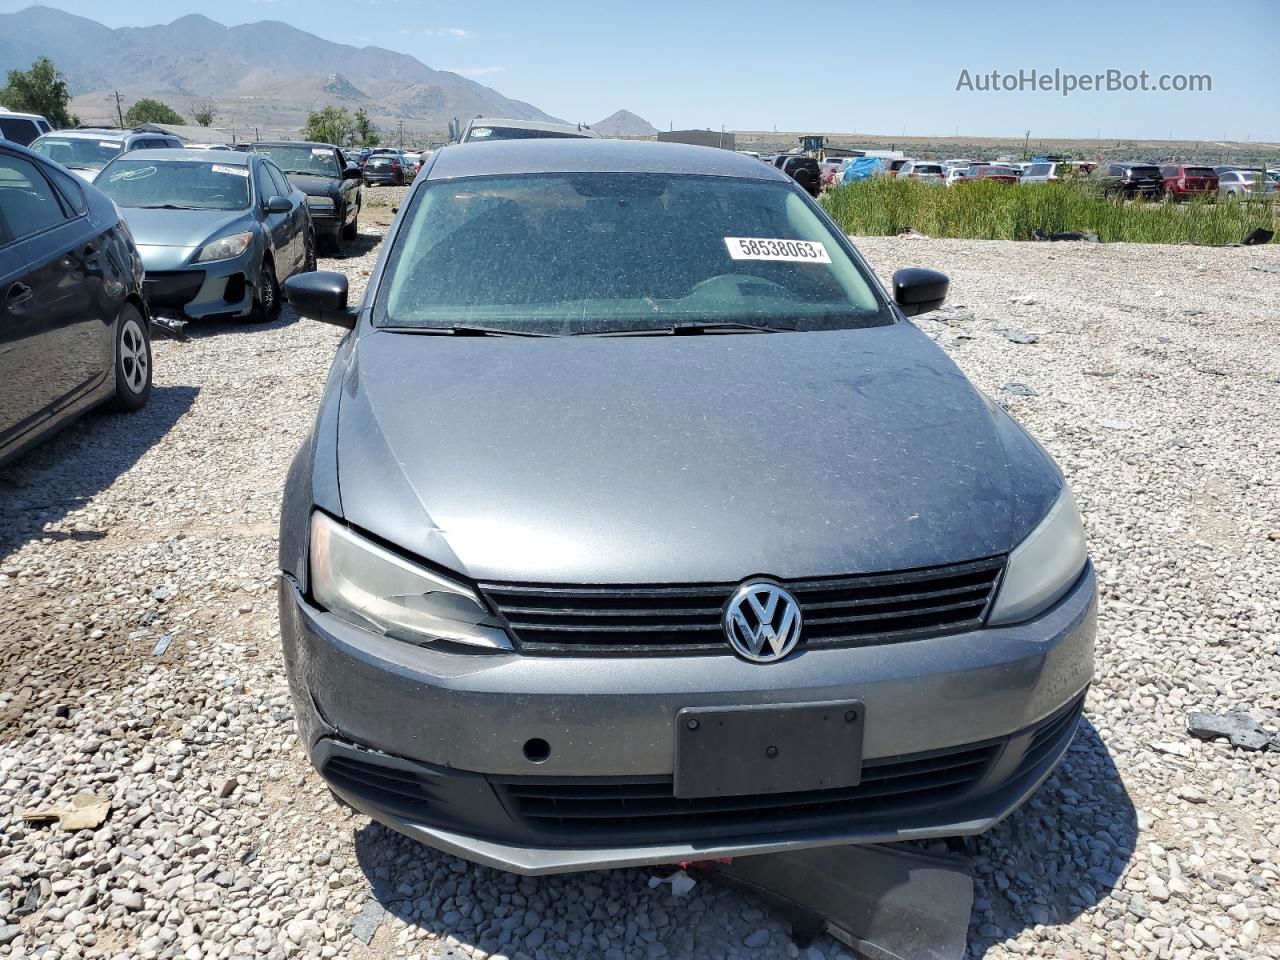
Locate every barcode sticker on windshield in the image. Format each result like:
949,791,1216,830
725,237,831,264
98,141,122,149
312,148,331,156
211,164,248,177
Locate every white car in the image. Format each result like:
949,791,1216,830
0,110,52,146
1021,161,1064,184
898,161,945,184
460,118,601,143
944,166,969,187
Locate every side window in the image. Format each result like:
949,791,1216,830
253,161,273,203
0,152,70,244
47,166,88,216
267,163,292,198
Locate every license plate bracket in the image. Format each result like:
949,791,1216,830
673,700,864,799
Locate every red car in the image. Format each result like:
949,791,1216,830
956,164,1020,185
885,158,911,178
1160,164,1218,200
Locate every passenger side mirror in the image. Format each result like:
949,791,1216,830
892,268,949,317
264,195,292,213
284,271,356,329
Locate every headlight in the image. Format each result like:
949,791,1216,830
306,196,335,208
987,486,1088,626
309,512,512,651
195,232,252,263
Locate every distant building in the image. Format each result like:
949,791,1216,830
657,129,736,150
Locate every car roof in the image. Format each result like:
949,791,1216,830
117,148,252,165
0,111,46,121
40,128,130,140
250,140,339,149
427,139,792,182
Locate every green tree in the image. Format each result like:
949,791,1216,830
352,107,380,147
304,106,353,146
0,56,76,128
191,99,217,127
124,98,185,126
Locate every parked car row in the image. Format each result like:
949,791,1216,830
0,131,371,466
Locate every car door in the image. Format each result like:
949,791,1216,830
0,148,106,444
264,161,305,275
253,159,296,275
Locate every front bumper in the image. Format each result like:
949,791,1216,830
142,250,258,319
279,564,1096,874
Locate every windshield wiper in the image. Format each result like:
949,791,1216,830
133,203,204,210
578,321,795,337
380,325,557,338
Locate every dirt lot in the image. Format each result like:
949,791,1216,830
1,205,1278,960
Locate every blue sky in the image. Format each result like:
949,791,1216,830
6,0,1278,141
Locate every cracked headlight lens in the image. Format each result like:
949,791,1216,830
309,512,512,651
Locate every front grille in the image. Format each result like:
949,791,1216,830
479,557,1004,655
143,270,204,309
497,739,1001,841
322,753,433,819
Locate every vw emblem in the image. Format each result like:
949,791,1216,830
723,581,803,663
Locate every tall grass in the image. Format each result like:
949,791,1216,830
820,178,1278,245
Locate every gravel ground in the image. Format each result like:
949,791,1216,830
1,217,1278,960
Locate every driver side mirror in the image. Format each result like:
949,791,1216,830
284,271,356,329
892,268,949,317
264,195,292,213
343,165,363,180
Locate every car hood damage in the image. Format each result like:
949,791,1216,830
335,322,1061,584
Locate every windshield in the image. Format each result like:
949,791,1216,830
95,159,252,210
250,145,339,178
31,135,123,171
374,173,891,334
466,126,589,142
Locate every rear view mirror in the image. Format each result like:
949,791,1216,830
284,271,356,329
264,195,292,213
892,268,949,317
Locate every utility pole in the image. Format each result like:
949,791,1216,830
398,121,404,149
1023,129,1030,160
114,91,124,128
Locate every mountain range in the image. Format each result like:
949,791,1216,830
0,5,561,138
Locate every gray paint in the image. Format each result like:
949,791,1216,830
333,323,1061,584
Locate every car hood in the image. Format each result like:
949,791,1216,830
122,207,250,269
284,174,338,196
337,323,1056,584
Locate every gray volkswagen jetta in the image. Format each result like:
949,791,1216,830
278,139,1096,875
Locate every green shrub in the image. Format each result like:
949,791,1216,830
820,178,1277,245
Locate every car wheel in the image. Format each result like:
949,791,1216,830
106,303,152,413
341,201,359,241
247,258,280,323
303,231,317,272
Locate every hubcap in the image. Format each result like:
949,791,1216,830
119,318,148,394
262,267,275,310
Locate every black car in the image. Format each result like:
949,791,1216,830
1089,162,1165,199
244,142,362,250
0,141,152,467
362,153,408,186
779,155,822,197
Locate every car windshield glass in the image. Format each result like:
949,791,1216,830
251,146,338,178
374,173,891,335
30,136,122,170
368,157,396,166
467,126,586,142
95,159,251,210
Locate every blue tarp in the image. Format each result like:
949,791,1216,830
841,157,885,183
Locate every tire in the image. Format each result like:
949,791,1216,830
341,200,359,241
247,258,279,323
106,303,152,413
303,230,317,273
